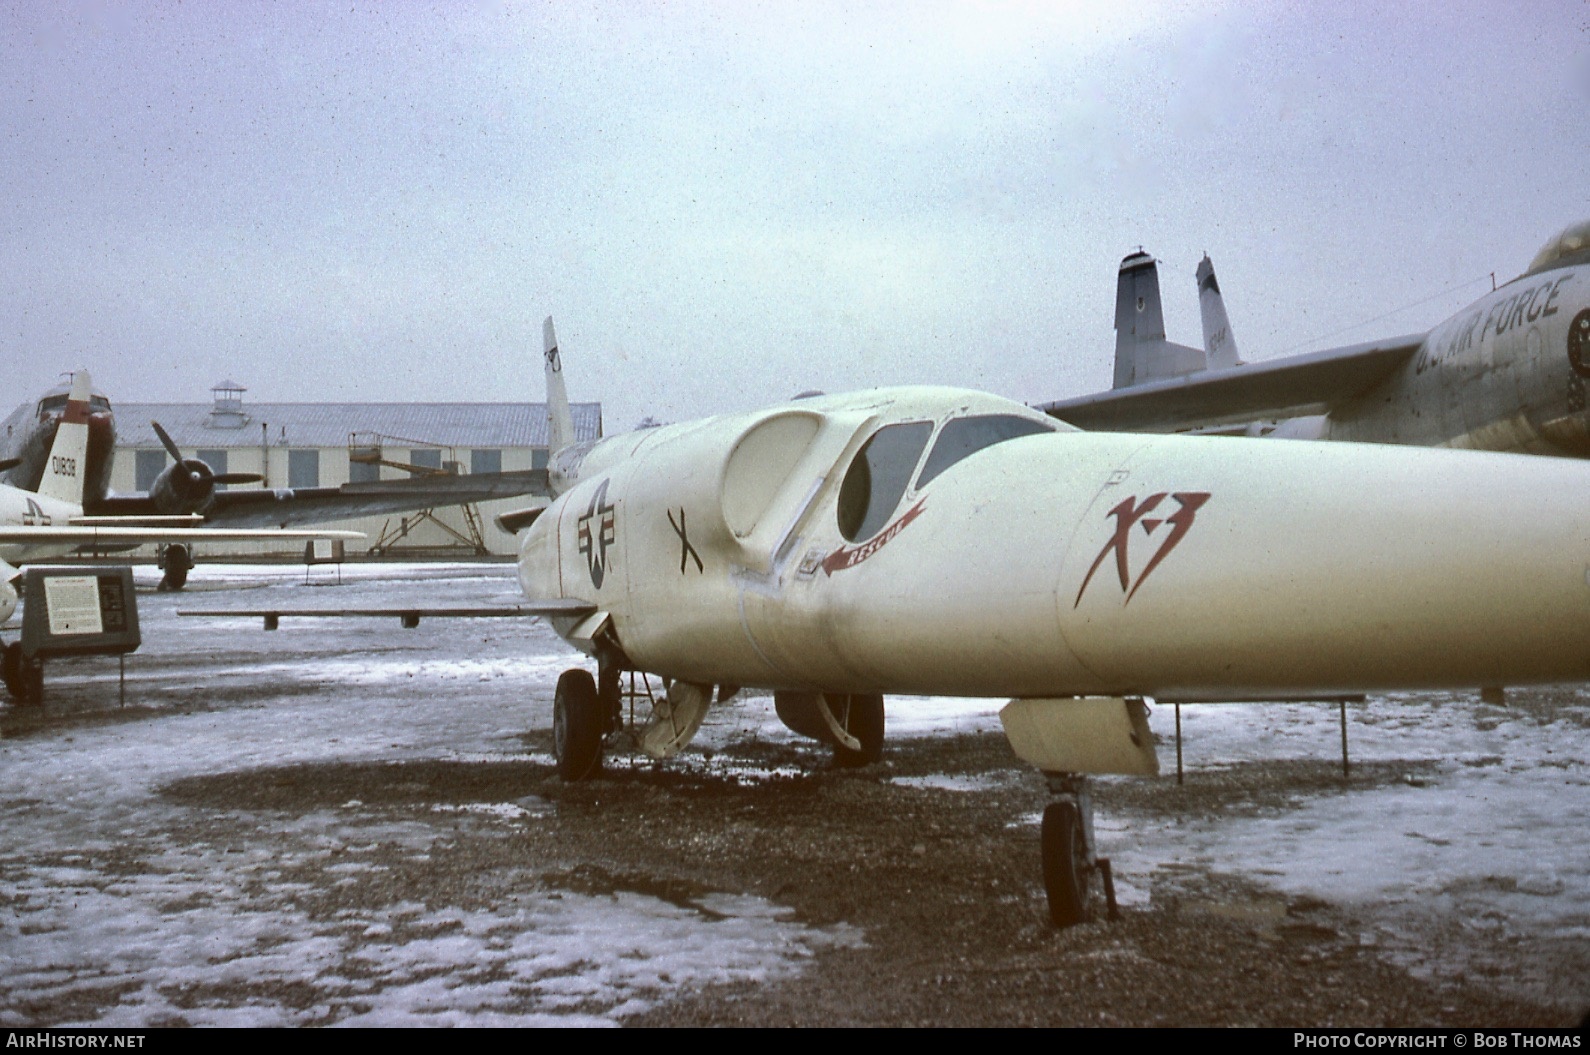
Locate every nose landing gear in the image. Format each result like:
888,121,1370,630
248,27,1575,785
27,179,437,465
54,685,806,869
1040,773,1118,927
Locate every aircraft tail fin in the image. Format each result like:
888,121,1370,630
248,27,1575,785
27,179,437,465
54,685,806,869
1113,251,1206,389
36,370,92,506
1197,254,1242,369
543,316,576,455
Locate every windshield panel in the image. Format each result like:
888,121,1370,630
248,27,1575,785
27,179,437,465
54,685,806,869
916,414,1055,489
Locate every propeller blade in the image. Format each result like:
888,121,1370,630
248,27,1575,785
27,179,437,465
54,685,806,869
151,421,184,463
213,473,264,485
0,457,20,473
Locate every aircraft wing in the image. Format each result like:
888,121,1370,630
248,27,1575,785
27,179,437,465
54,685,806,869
1041,334,1426,433
0,525,362,545
178,598,597,629
94,469,551,529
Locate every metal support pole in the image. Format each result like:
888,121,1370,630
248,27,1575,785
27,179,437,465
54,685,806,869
119,654,125,708
1339,699,1350,779
1175,702,1184,785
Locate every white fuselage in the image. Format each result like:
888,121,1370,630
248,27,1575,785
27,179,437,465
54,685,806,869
0,488,92,566
518,386,1590,700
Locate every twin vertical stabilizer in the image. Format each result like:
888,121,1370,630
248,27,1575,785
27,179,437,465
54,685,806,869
1197,254,1242,370
1112,252,1241,389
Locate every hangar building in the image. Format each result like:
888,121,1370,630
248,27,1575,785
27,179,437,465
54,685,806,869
4,381,602,559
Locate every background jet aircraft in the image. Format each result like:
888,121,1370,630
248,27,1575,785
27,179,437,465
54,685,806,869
1109,249,1243,390
1,373,551,588
1042,220,1590,456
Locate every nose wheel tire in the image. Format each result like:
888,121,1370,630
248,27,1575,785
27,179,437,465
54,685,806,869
553,668,604,781
1041,800,1093,927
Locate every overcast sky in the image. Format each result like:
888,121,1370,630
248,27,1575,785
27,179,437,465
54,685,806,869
3,1,1586,431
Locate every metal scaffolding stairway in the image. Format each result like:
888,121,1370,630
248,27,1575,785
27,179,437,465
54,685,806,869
348,432,490,556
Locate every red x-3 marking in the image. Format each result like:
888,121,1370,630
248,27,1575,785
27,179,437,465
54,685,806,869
1074,491,1211,607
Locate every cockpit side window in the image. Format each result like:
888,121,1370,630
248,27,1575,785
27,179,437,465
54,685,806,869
916,414,1055,490
37,394,110,416
836,421,932,542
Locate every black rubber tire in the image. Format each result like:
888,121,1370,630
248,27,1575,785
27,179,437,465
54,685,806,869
553,668,604,781
2,642,21,699
19,662,43,706
1042,801,1092,927
159,545,191,592
830,692,885,767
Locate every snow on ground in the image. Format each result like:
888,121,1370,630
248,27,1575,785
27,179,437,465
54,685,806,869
2,562,1586,1022
0,564,863,1027
1100,695,1590,1001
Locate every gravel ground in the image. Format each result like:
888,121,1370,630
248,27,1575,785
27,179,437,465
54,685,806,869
2,566,1586,1027
9,711,1582,1027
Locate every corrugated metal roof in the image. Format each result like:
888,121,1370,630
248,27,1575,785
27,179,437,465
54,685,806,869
3,401,602,450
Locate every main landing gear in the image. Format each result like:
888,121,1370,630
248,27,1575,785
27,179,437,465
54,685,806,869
552,646,718,781
157,544,192,592
1040,773,1118,927
549,656,888,780
771,690,886,767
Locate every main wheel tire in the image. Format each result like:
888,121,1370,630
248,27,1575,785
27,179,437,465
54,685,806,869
831,692,885,767
159,545,192,592
1041,800,1092,927
553,668,604,781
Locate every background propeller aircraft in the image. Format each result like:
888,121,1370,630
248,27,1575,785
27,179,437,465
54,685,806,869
219,319,1590,925
1043,220,1590,456
1,374,553,589
0,371,362,702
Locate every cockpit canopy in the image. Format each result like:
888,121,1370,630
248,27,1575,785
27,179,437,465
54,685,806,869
1524,220,1590,278
836,412,1056,543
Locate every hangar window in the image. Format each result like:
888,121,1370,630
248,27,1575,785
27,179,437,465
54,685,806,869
197,450,228,490
471,449,502,475
916,415,1056,489
288,449,319,489
836,422,932,542
136,449,167,492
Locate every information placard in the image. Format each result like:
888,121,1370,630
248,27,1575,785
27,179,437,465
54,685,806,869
21,567,141,659
44,576,104,636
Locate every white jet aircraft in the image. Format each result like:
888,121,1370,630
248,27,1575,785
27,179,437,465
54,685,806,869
1,370,361,699
223,320,1590,925
508,318,1590,925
